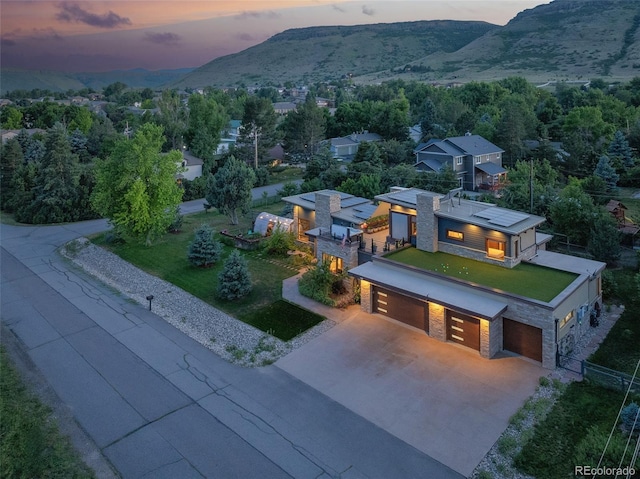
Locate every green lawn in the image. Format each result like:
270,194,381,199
0,348,95,478
94,204,318,340
267,166,303,185
385,248,578,302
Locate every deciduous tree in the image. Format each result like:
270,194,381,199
92,123,183,245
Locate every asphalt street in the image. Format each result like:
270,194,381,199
0,191,463,479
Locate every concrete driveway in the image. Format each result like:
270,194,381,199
276,312,545,477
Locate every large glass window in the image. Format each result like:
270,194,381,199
322,253,343,273
486,239,505,259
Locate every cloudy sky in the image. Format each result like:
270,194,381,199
2,1,552,72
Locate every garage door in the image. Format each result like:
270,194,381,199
503,319,542,362
446,311,480,351
373,287,428,332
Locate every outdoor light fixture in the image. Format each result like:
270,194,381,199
146,295,154,311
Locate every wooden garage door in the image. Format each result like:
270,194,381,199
503,318,542,362
373,287,428,332
446,311,480,351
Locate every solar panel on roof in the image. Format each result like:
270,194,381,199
473,207,530,227
341,196,369,207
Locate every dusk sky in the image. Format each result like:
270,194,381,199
2,1,552,73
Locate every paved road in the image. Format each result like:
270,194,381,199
0,212,462,478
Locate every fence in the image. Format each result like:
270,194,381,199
559,355,640,394
583,361,640,394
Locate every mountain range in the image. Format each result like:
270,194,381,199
2,0,639,94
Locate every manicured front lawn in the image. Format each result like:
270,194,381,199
385,248,578,302
243,300,324,341
93,205,318,340
0,348,95,478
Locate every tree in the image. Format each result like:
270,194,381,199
236,96,278,168
188,224,222,267
593,155,619,192
156,90,188,150
1,106,23,129
608,130,634,168
495,95,539,166
499,159,559,216
587,212,621,265
185,94,227,163
217,250,252,300
0,138,24,210
92,123,183,245
281,95,326,160
205,156,256,225
549,178,599,246
26,123,79,224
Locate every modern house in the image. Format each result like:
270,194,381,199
292,187,605,369
329,131,383,161
414,134,507,191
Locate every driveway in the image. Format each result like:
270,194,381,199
276,312,545,477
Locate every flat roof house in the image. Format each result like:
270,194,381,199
293,187,605,370
414,134,507,192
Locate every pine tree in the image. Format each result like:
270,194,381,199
187,224,222,267
0,138,24,211
607,130,634,168
594,155,619,192
217,250,252,300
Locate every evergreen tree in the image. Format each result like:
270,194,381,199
205,156,256,225
608,130,634,168
26,123,79,223
0,138,24,211
217,250,252,300
594,155,619,192
188,224,222,267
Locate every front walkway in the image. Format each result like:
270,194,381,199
279,276,545,477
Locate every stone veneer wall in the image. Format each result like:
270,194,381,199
428,302,446,341
360,280,372,313
416,193,439,252
316,237,360,270
315,192,341,230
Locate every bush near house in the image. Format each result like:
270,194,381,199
298,261,352,307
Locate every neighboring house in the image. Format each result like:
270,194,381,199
178,150,203,181
217,120,242,154
329,131,383,161
408,124,422,143
273,102,297,115
523,139,570,163
1,128,46,144
293,187,605,370
414,133,507,191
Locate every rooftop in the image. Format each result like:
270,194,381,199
385,248,579,303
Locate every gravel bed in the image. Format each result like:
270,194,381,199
61,238,335,367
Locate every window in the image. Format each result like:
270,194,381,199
456,157,463,165
559,310,574,329
322,253,343,273
446,230,464,241
486,239,505,259
475,156,481,164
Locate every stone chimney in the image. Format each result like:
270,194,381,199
416,193,440,252
315,192,341,230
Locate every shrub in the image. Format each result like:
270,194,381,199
254,166,269,187
573,425,637,469
621,402,640,433
601,270,618,299
187,224,222,267
217,250,252,300
167,207,183,233
298,261,349,306
262,228,295,257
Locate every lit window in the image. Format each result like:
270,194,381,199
446,230,464,241
486,239,505,259
322,253,343,273
559,310,574,329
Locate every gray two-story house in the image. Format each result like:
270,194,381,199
414,133,507,191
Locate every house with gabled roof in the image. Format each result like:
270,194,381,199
289,186,605,370
329,131,383,161
414,133,507,191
